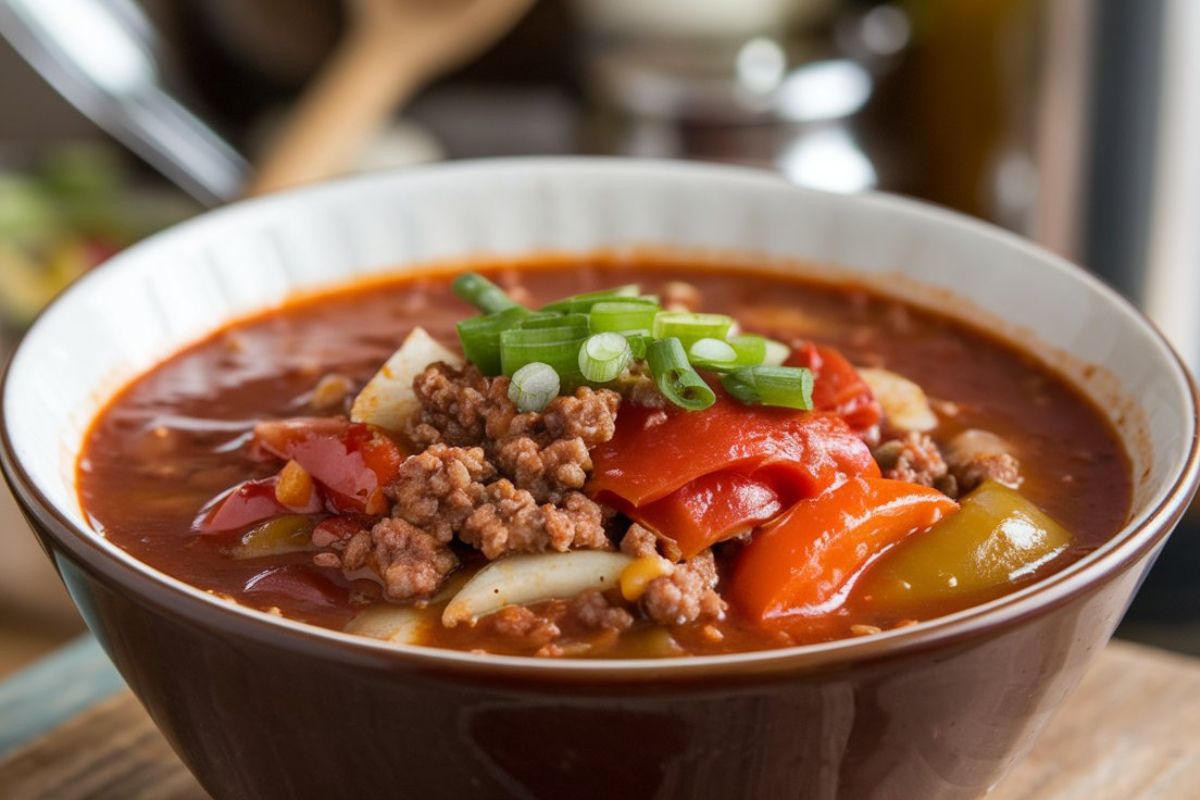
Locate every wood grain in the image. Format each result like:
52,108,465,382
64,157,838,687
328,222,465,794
989,642,1200,799
0,641,1196,799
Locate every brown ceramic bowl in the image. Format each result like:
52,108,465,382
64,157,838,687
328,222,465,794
3,160,1197,799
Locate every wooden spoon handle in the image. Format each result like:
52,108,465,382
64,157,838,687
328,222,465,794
249,0,535,196
249,30,415,195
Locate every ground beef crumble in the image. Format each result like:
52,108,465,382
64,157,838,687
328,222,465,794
334,518,459,602
405,362,492,447
571,589,635,631
620,523,660,558
460,481,609,559
475,589,634,656
406,363,619,502
944,429,1022,493
482,605,562,649
621,521,684,562
620,524,725,624
870,428,1021,498
493,435,591,503
543,387,621,445
389,444,493,542
873,432,948,488
951,451,1021,494
642,551,727,626
315,363,621,603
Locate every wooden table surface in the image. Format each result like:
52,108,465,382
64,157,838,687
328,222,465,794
1,638,1197,799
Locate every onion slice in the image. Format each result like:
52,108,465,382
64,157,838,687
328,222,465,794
345,604,432,644
442,551,633,627
857,367,938,432
350,327,462,432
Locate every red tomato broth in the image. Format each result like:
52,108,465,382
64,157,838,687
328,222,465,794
76,259,1132,655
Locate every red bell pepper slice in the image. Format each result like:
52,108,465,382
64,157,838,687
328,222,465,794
194,475,323,534
619,472,785,560
787,343,882,434
589,390,879,507
252,418,403,514
730,477,957,623
243,564,350,610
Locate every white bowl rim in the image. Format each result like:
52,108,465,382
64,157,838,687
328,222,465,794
3,156,1197,676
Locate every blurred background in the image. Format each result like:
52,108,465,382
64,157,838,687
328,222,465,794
0,0,1196,677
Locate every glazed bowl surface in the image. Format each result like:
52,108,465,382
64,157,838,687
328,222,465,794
2,159,1196,800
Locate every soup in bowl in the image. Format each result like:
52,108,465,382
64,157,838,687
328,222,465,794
2,159,1195,799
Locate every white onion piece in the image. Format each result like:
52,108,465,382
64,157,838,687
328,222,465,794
858,367,938,432
345,604,432,644
442,551,634,627
350,327,462,432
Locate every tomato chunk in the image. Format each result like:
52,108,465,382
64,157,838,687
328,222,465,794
195,475,322,534
253,418,403,514
731,477,957,622
620,472,785,560
589,390,879,507
787,343,882,433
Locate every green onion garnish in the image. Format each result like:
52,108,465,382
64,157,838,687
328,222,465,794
688,338,739,370
456,307,529,375
519,312,590,335
646,338,716,411
726,334,767,366
652,312,734,347
451,273,802,412
542,284,640,314
515,311,564,328
763,338,791,367
453,272,522,315
578,333,633,383
508,362,560,412
500,326,586,381
622,331,652,360
590,300,660,333
721,366,813,410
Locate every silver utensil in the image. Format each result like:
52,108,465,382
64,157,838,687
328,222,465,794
0,0,248,206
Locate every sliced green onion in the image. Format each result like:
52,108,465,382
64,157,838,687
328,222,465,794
500,326,586,381
520,311,590,335
646,338,716,411
516,311,563,327
622,331,652,360
456,307,529,375
722,366,813,410
761,338,790,367
688,338,738,370
503,325,585,345
508,362,560,412
453,272,522,315
652,312,734,348
542,284,641,313
589,301,660,333
578,333,632,383
726,334,767,366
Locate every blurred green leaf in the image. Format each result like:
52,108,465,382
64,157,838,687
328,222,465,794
0,175,60,246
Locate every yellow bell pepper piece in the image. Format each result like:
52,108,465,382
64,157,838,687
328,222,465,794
229,515,315,560
857,480,1072,610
